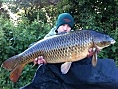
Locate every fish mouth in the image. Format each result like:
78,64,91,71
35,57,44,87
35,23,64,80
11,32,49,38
96,39,116,50
95,41,115,50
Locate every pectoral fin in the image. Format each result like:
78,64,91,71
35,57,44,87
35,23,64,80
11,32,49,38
92,48,98,67
10,64,25,82
61,62,72,74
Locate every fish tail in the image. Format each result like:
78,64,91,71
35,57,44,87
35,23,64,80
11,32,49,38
2,55,20,71
10,64,25,82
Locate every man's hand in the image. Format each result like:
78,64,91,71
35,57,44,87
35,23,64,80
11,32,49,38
34,56,47,65
87,48,95,57
87,48,101,57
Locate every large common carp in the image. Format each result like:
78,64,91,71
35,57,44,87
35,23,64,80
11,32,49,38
2,30,115,82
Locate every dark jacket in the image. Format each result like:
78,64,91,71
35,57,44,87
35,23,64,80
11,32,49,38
20,57,118,89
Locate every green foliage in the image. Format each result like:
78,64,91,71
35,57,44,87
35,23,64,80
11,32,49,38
0,16,51,88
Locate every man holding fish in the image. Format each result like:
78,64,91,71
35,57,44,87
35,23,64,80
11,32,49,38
33,13,99,73
2,13,118,89
18,13,118,89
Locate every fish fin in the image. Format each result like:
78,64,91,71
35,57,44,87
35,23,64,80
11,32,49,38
10,64,25,82
61,62,72,74
2,55,19,71
92,48,98,67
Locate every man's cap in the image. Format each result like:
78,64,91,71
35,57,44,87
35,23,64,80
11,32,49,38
56,13,74,30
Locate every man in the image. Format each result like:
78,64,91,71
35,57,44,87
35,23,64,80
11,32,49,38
20,13,118,89
34,13,75,65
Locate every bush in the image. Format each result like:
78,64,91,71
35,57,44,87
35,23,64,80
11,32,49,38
0,16,51,88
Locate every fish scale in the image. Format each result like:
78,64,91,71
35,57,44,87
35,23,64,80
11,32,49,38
43,34,92,62
2,29,115,82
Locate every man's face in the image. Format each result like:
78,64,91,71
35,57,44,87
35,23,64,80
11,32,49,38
57,24,71,34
